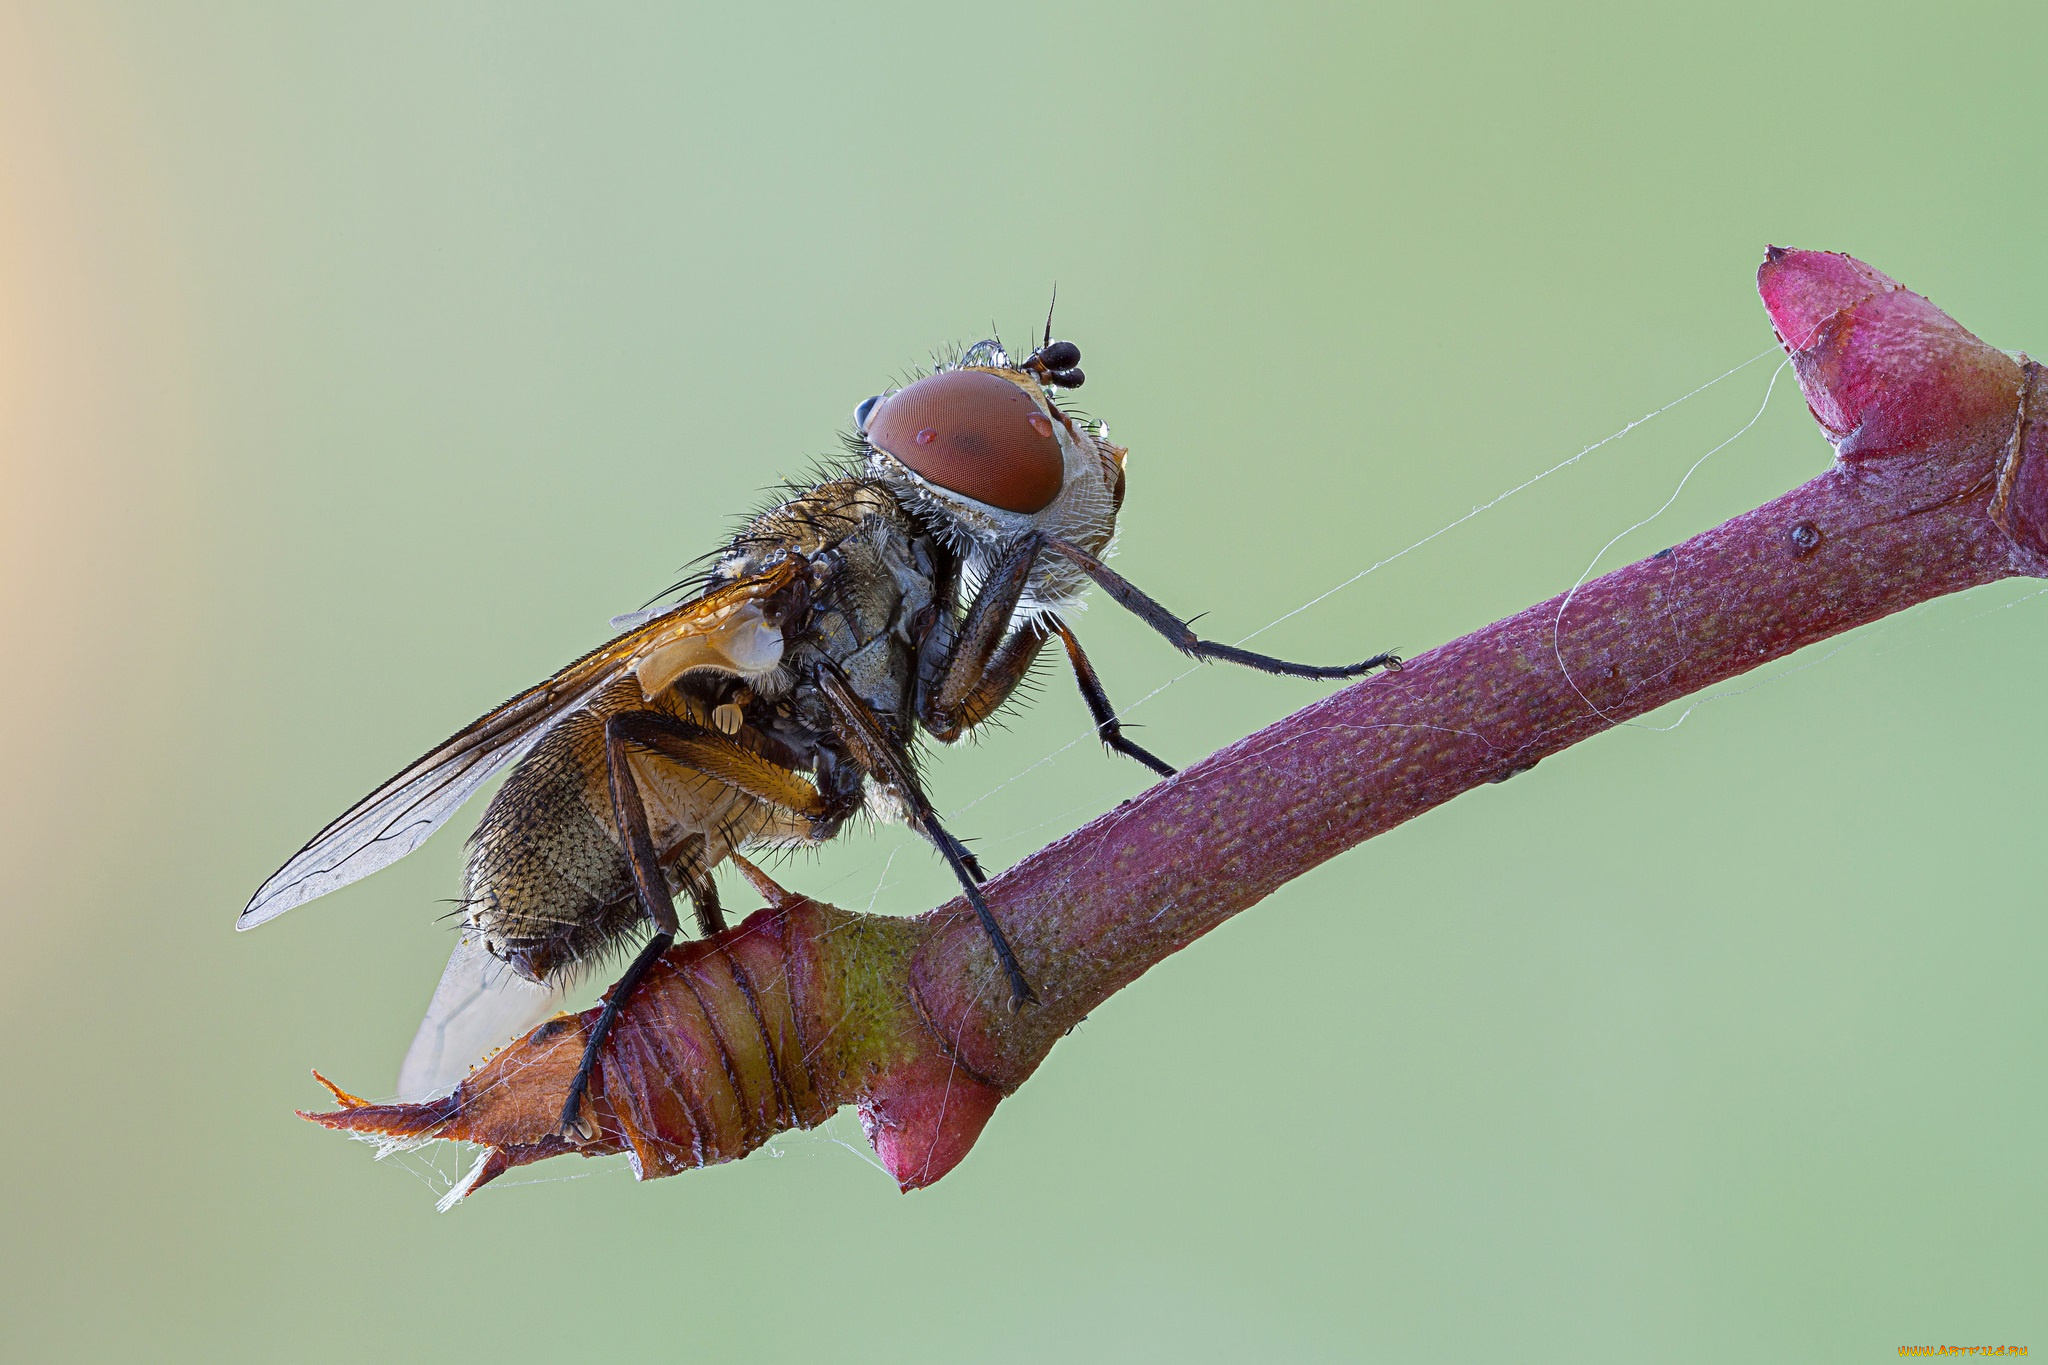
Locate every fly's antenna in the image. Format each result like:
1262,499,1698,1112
1023,286,1083,389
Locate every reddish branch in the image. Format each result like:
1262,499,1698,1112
310,249,2048,1202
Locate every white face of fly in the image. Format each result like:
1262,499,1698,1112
857,341,1129,618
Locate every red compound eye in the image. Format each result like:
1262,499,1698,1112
866,369,1065,513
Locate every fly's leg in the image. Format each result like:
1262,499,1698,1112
558,711,850,1139
917,533,1146,791
922,621,1051,748
601,713,686,942
681,853,725,936
606,710,849,844
920,610,1051,884
919,533,1273,778
560,929,673,1141
918,533,1047,740
911,533,1051,878
1045,614,1176,778
814,661,1037,1011
1043,534,1402,678
557,713,683,1138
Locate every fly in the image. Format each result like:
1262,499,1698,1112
241,327,1399,1138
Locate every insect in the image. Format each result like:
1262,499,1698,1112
241,326,1399,1138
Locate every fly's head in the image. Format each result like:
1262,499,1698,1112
854,337,1129,585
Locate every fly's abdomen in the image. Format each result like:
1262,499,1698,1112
463,705,640,984
461,682,813,985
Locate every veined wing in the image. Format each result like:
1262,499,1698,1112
238,560,798,929
395,933,570,1101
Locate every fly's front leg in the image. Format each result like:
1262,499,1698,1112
814,662,1037,1011
914,533,1054,878
1045,614,1175,778
923,621,1052,753
558,710,850,1139
1042,535,1401,678
924,534,1174,780
918,532,1046,740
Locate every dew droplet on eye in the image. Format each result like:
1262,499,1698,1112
1026,413,1053,437
916,428,938,445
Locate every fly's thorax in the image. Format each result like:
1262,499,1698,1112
799,514,939,724
714,476,942,728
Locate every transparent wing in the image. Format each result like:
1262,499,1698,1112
238,561,797,929
395,933,570,1101
608,603,671,630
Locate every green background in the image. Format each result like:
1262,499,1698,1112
3,4,2042,1361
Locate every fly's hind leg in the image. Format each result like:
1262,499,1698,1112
561,929,674,1141
557,710,845,1139
555,712,684,1139
684,860,725,937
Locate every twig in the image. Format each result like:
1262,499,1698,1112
308,248,2048,1201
